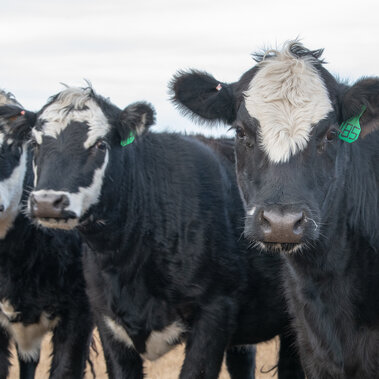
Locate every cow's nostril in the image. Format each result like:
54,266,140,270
293,212,305,234
52,195,69,209
0,204,4,212
259,210,271,232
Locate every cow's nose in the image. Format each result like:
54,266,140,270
30,192,70,218
259,209,305,243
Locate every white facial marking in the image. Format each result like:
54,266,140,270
0,299,60,362
104,316,185,361
0,148,27,238
247,206,256,216
31,151,109,230
32,159,38,188
244,42,332,163
38,87,111,148
31,129,43,145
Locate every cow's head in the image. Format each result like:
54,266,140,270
0,91,36,237
20,86,155,230
171,41,379,253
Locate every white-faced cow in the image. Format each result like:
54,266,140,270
7,86,306,378
171,40,379,378
0,91,93,378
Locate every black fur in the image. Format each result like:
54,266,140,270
25,87,304,379
0,100,93,378
171,41,379,378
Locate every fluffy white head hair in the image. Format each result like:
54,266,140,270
244,41,333,163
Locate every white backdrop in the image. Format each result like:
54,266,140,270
0,0,377,136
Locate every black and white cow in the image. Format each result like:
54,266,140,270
0,90,93,378
9,86,305,378
171,40,379,378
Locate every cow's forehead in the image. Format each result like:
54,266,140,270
244,46,333,163
0,90,22,148
35,87,111,148
0,90,20,107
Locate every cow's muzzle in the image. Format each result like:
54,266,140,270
29,192,75,220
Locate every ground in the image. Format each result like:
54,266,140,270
9,331,279,378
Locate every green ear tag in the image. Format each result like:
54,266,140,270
338,105,367,143
120,132,135,147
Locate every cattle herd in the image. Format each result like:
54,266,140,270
0,40,376,379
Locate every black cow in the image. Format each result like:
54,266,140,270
7,86,306,378
0,90,93,378
171,40,379,378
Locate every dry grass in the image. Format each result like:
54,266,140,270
9,330,279,378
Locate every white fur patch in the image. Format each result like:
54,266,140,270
0,299,59,362
247,206,256,216
0,148,27,238
104,316,133,347
104,316,185,361
31,151,109,229
143,321,185,361
244,42,332,163
38,87,111,148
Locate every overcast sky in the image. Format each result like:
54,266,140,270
0,0,378,136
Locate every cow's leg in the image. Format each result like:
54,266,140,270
0,327,10,378
49,314,93,379
17,347,40,379
180,297,236,379
97,319,144,379
226,344,256,379
277,332,304,379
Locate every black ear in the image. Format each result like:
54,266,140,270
0,104,36,141
342,77,379,138
170,70,236,125
119,102,156,139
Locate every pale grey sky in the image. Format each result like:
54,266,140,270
0,0,378,136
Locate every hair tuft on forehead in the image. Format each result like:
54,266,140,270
252,40,325,65
0,90,21,107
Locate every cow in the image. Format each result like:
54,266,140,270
170,40,379,378
4,85,306,378
0,90,93,378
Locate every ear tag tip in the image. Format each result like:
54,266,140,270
338,105,367,143
120,133,135,147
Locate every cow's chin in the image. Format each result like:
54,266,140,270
36,217,79,231
252,241,305,255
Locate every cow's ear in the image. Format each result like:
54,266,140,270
341,77,379,138
0,104,36,141
119,102,156,140
170,70,236,125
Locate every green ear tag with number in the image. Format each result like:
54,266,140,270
338,105,367,143
120,132,135,147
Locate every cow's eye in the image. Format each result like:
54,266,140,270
326,129,338,142
95,140,107,151
236,126,246,139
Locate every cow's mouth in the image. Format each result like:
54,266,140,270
35,216,79,231
252,241,305,254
